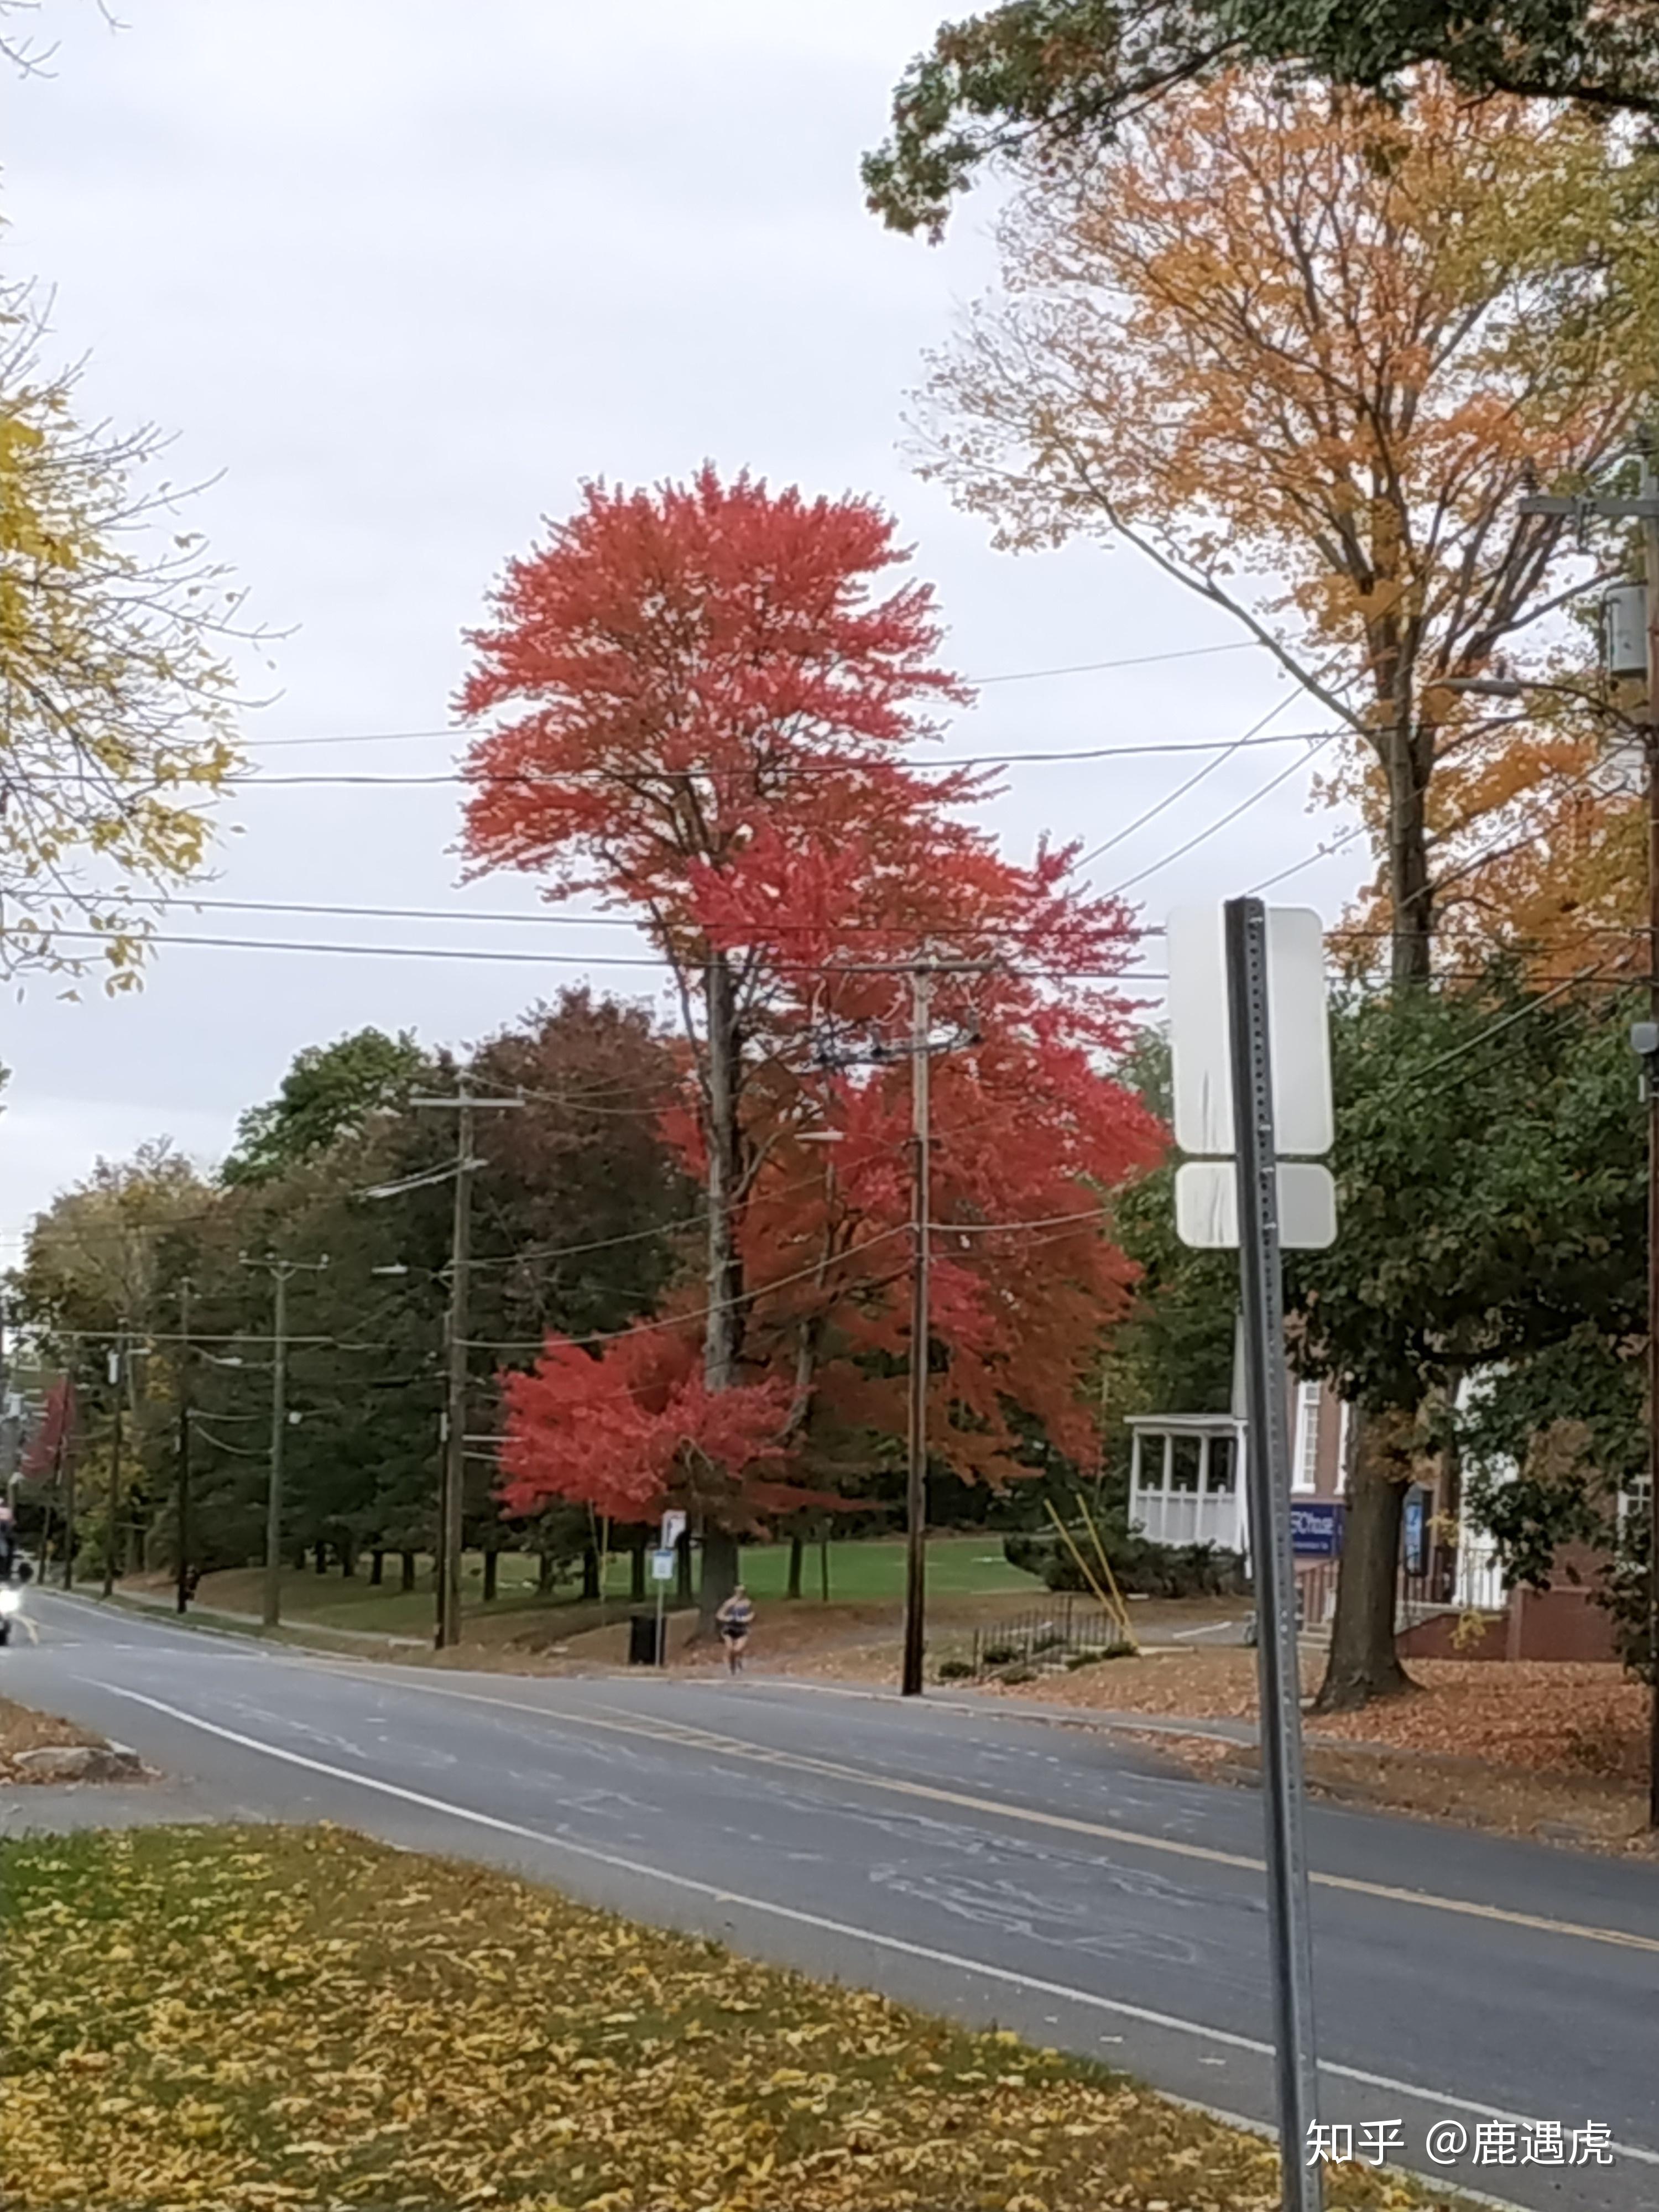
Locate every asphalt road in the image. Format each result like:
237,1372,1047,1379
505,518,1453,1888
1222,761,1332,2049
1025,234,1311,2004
4,1588,1658,2212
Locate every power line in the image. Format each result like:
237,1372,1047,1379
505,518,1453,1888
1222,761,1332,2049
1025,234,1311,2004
1073,687,1310,871
236,642,1265,750
8,925,1164,981
206,728,1340,788
1100,732,1341,899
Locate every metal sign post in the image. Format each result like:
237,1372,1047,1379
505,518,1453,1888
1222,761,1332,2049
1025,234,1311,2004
1225,895,1323,2212
650,1543,676,1666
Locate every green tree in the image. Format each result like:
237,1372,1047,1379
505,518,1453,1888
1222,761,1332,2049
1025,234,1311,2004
223,1029,428,1185
863,0,1659,243
1285,977,1644,1704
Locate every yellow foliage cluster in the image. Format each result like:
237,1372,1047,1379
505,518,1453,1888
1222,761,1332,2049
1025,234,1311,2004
0,1824,1427,2211
0,281,246,987
919,67,1659,977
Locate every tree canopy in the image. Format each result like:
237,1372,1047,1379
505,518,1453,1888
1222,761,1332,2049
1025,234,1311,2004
863,0,1659,243
460,466,1162,1584
0,281,248,987
912,71,1659,985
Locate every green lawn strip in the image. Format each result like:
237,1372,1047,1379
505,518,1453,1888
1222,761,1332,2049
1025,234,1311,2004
145,1537,1030,1637
0,1824,1425,2212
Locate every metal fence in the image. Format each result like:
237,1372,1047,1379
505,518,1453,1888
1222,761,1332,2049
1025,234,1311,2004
948,1598,1135,1683
1292,1554,1497,1637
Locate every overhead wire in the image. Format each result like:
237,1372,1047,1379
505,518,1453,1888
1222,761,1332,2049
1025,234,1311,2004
237,641,1265,750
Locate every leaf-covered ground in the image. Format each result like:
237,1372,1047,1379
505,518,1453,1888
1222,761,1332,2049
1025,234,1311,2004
0,1823,1426,2212
0,1693,105,1780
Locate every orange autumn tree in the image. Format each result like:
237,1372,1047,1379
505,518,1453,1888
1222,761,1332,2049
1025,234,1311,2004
917,70,1659,987
461,468,1161,1609
916,66,1659,1708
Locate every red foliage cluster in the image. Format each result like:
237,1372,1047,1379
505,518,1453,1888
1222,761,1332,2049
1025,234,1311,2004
461,467,1164,1531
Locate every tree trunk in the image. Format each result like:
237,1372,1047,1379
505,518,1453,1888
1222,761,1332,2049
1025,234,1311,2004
581,1544,601,1603
338,1538,356,1578
630,1530,647,1603
314,1542,328,1575
370,1550,384,1585
537,1550,555,1597
400,1550,416,1593
1383,713,1434,987
701,1525,739,1617
1314,1408,1416,1712
675,1528,693,1606
483,1549,499,1603
293,1540,308,1571
820,1530,831,1603
787,1532,804,1600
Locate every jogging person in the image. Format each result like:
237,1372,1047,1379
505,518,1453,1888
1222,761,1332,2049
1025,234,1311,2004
715,1584,755,1674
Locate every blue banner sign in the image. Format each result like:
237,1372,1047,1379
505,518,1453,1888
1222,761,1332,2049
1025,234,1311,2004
1290,1500,1344,1558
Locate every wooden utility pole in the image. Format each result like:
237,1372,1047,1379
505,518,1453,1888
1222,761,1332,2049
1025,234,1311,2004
816,953,993,1697
1523,437,1659,1826
409,1082,523,1651
102,1330,125,1600
1643,440,1659,1831
242,1255,330,1629
175,1280,193,1615
901,962,933,1699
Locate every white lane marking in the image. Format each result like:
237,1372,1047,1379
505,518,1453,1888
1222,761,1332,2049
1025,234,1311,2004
332,1671,1659,1964
100,1684,1659,2171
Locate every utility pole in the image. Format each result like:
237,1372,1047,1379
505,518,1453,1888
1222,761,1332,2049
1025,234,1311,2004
1522,439,1659,1827
102,1329,126,1600
901,963,933,1699
409,1081,523,1651
812,953,992,1695
242,1255,329,1629
61,1367,78,1590
175,1280,193,1615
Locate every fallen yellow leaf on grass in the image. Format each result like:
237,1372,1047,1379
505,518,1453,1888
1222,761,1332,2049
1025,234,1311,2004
0,1824,1432,2212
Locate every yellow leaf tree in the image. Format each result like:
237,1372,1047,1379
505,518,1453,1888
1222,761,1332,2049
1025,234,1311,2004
0,281,246,987
914,70,1659,1706
917,70,1659,987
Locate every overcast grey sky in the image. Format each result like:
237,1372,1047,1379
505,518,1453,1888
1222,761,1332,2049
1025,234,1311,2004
1,0,1364,1256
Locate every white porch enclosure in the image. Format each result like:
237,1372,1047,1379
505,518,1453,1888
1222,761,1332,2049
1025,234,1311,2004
1127,1414,1249,1553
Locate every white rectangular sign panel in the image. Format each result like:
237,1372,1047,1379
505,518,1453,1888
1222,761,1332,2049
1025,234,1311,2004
659,1509,687,1550
1175,1160,1338,1250
649,1547,677,1584
1167,906,1333,1157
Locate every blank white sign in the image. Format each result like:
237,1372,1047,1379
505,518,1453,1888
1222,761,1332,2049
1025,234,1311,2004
1175,1160,1338,1250
1167,905,1334,1157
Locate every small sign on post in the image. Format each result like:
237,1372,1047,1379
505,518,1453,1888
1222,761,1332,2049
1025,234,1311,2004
660,1509,687,1550
649,1547,676,1583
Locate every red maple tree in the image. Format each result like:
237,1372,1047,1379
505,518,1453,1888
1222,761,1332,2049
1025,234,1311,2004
460,467,1161,1596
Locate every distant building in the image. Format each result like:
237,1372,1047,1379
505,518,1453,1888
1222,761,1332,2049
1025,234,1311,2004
1125,1323,1621,1658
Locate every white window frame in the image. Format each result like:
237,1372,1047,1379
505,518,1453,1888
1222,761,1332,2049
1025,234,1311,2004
1292,1380,1321,1493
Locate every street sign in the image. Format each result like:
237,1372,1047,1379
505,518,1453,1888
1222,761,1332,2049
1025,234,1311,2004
1402,1487,1430,1576
1290,1500,1343,1558
1175,1160,1337,1250
1168,905,1333,1158
660,1509,687,1550
649,1547,676,1584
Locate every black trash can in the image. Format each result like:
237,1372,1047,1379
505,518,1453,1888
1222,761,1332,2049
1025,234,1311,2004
628,1609,663,1667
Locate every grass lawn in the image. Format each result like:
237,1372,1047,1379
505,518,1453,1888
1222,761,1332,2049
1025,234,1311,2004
0,1825,1422,2212
134,1534,1032,1640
